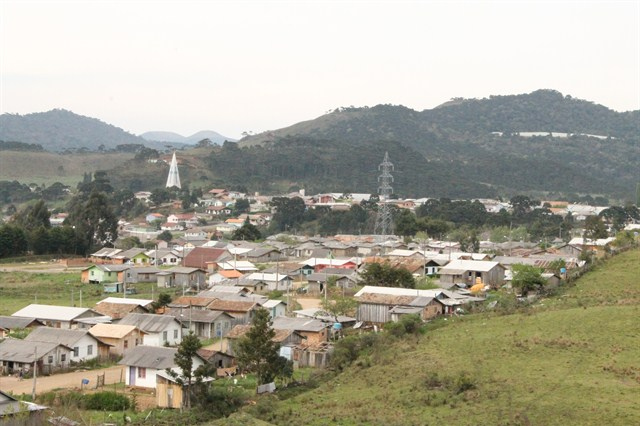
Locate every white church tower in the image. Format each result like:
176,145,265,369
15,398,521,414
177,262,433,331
166,151,181,189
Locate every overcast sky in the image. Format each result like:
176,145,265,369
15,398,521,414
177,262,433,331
1,0,638,139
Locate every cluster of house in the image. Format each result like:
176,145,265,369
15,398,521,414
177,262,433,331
70,187,614,242
0,281,344,408
79,229,593,296
0,229,601,414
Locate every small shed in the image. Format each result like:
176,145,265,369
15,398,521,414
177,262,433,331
155,370,213,409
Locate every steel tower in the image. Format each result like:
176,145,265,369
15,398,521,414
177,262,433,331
374,152,394,237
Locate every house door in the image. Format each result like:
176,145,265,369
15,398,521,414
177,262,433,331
129,366,136,386
167,388,174,408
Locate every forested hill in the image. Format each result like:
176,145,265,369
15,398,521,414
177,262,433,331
0,109,146,152
238,90,639,199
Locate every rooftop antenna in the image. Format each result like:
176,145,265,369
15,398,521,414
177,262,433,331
374,152,394,240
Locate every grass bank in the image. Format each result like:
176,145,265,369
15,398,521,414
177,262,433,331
234,249,640,425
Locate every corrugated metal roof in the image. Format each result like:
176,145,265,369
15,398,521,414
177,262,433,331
89,323,142,339
12,304,100,321
93,303,148,320
165,308,231,323
118,346,178,369
25,327,93,347
272,316,328,332
439,260,502,273
0,339,66,362
0,316,40,330
119,313,180,333
354,286,442,298
97,297,154,306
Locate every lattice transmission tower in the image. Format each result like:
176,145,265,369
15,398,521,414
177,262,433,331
374,152,394,237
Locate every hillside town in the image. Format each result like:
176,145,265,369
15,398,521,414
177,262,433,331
1,151,638,421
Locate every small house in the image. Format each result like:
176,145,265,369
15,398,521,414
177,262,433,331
0,316,42,338
262,300,288,319
165,308,234,339
118,313,182,346
119,346,205,389
11,305,108,329
271,316,330,345
24,327,110,362
0,389,47,425
89,323,147,357
0,339,71,375
438,260,506,288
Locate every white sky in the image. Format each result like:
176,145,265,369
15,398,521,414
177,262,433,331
1,0,639,139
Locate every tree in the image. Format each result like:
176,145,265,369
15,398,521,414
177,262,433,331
234,198,250,214
359,262,416,288
269,197,306,232
511,264,546,296
12,200,51,230
232,222,262,241
152,293,172,311
0,224,28,258
583,216,608,241
66,190,118,253
547,259,566,275
157,230,173,243
394,209,418,236
235,308,293,385
166,332,204,409
321,293,357,324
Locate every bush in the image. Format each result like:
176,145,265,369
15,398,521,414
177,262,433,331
385,314,423,337
83,392,131,411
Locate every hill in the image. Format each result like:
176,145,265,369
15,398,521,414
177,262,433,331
0,151,136,189
239,90,639,199
0,109,148,152
140,130,237,145
229,249,640,425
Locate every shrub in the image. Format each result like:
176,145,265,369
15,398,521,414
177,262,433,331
453,371,477,394
83,392,131,411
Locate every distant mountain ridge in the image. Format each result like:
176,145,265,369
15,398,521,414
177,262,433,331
0,109,236,152
0,109,147,152
140,130,236,145
236,90,639,199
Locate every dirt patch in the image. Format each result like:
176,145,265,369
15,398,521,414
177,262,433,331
1,365,125,396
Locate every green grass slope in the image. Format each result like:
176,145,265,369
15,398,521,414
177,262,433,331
246,250,640,425
0,151,135,187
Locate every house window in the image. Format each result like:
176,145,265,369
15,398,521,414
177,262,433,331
163,331,168,342
174,329,178,339
48,355,53,363
73,347,79,357
61,354,66,362
124,340,128,349
90,271,94,276
138,367,146,379
87,345,93,356
135,338,139,346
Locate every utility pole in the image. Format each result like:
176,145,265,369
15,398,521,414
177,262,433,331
374,152,395,240
32,346,37,400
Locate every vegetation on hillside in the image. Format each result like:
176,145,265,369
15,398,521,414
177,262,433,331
236,249,640,425
239,90,639,199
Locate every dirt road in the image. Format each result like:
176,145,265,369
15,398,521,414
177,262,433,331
0,365,125,396
296,297,322,309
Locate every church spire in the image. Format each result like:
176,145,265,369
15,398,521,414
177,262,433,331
166,151,181,189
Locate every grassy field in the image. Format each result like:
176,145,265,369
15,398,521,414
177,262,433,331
0,151,134,186
230,249,640,425
0,269,171,316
